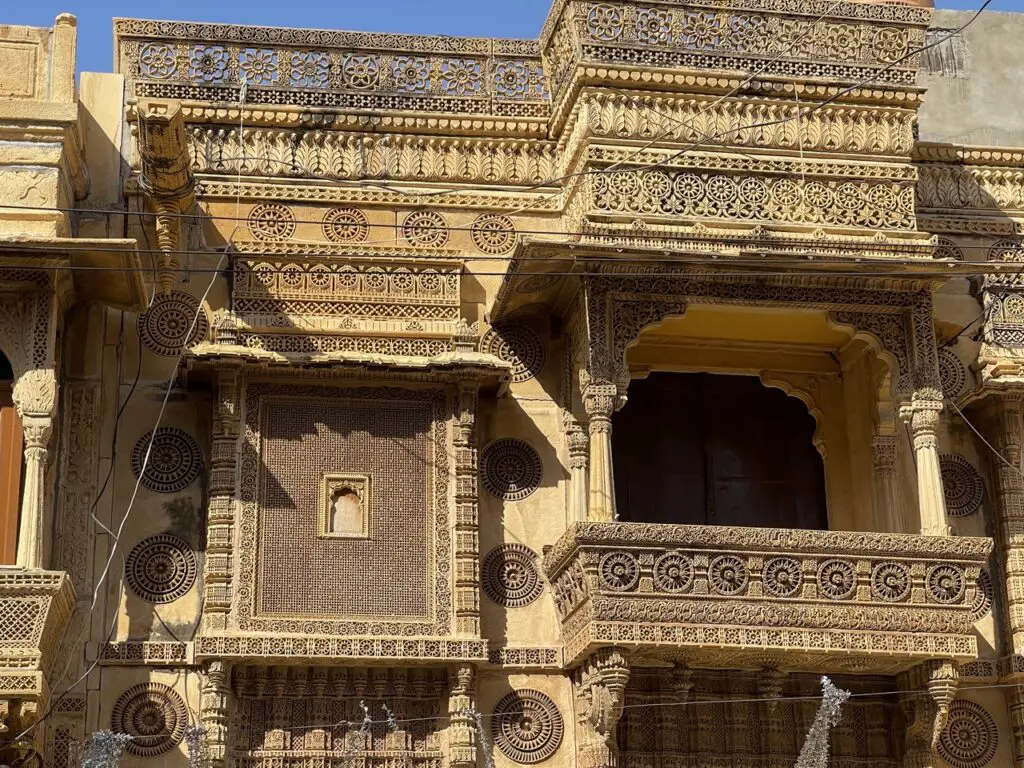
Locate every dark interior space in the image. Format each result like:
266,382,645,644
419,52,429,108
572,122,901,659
612,372,828,530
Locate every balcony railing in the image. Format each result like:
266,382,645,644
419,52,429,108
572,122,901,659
543,522,992,672
0,569,75,699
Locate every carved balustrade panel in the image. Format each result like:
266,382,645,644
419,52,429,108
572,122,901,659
223,253,463,357
543,522,992,670
230,666,446,768
0,571,75,700
116,19,548,119
542,0,931,109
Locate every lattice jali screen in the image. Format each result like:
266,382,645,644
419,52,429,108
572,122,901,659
231,666,445,768
238,384,452,636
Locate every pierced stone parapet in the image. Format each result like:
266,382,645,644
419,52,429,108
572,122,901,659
0,569,75,704
543,522,992,670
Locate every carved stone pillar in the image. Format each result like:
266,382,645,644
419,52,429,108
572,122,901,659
453,382,481,636
153,199,182,295
200,661,234,768
203,364,242,632
872,434,904,533
660,666,692,758
584,385,618,522
899,660,958,768
567,420,589,523
573,649,630,768
12,369,56,569
906,398,950,536
448,665,477,768
979,395,1024,649
758,668,791,765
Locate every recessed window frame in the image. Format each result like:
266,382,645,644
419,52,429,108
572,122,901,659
318,473,371,540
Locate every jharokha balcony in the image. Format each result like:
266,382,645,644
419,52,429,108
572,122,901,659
543,522,991,674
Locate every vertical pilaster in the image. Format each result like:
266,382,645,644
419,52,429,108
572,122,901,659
453,382,480,637
200,661,234,768
567,420,589,523
1008,685,1024,768
203,364,242,632
872,434,904,532
980,395,1024,648
584,384,617,522
448,665,477,768
899,660,957,768
574,649,630,768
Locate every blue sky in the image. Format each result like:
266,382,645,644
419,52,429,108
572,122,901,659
5,0,1022,76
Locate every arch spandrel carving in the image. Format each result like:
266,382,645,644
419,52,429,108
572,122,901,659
573,273,943,409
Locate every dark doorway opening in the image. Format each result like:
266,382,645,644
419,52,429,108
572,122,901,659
612,372,828,530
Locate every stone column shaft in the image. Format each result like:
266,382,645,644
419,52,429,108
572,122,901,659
16,416,51,568
567,421,589,523
908,400,949,536
872,434,904,533
585,386,617,522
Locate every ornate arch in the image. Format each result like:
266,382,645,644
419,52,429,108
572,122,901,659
577,272,939,407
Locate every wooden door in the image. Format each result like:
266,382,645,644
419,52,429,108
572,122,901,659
0,383,21,564
613,372,827,530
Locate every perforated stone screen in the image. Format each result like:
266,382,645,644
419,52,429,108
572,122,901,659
252,388,438,622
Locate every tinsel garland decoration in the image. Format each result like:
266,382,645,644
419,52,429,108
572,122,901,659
794,677,852,768
184,725,208,768
80,731,134,768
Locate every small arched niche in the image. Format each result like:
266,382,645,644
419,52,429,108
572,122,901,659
614,305,899,532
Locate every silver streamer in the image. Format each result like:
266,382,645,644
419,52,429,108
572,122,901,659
471,709,495,768
184,724,208,768
80,731,133,768
794,677,852,768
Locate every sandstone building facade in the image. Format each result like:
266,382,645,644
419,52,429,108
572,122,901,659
2,1,1024,766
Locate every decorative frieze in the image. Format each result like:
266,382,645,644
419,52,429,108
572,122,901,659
188,127,558,186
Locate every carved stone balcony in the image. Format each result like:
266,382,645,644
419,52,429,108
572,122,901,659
0,569,75,732
543,523,992,674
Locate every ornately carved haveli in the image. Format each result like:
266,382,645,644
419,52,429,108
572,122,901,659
6,0,1024,765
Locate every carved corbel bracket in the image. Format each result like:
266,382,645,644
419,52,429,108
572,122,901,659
573,648,630,768
900,660,958,765
137,101,196,295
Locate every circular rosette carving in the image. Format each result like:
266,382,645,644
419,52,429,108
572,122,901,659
937,700,999,768
600,551,640,592
709,555,748,596
111,683,188,757
941,455,985,517
125,534,198,604
483,544,543,607
972,568,993,621
653,552,694,593
402,210,449,248
928,564,966,604
131,428,203,494
480,439,543,501
247,202,295,241
871,562,911,602
472,214,517,254
762,556,802,598
492,690,563,764
137,291,210,357
480,323,545,383
322,207,369,243
818,559,856,600
938,348,969,401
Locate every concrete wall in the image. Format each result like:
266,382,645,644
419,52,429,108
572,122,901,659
918,9,1024,147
